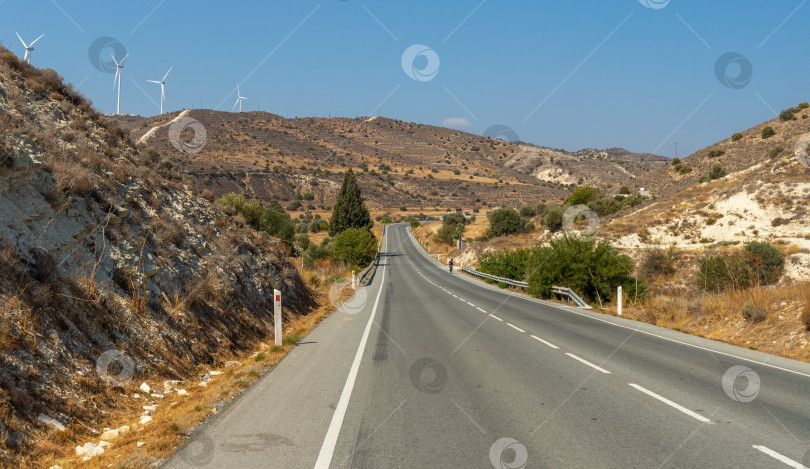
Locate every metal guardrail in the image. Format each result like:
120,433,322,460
357,253,379,286
460,266,528,290
551,286,590,308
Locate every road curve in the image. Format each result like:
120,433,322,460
166,223,810,469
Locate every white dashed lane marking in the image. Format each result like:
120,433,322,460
565,353,611,374
507,323,525,333
628,383,712,424
489,314,503,322
530,335,560,349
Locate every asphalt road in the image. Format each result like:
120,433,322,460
166,223,810,469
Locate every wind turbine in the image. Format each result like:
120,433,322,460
232,84,247,112
111,53,129,114
16,32,44,64
147,66,172,115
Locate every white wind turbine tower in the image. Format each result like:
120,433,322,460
16,32,44,64
111,53,130,114
147,66,172,115
232,84,247,112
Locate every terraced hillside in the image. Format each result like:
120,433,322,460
114,111,667,212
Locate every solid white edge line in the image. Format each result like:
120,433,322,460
530,335,560,349
507,323,526,333
751,445,808,469
314,231,388,468
565,353,611,374
405,226,810,380
489,314,503,322
628,383,713,424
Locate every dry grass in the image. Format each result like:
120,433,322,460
38,267,346,469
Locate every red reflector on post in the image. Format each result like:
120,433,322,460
275,294,280,302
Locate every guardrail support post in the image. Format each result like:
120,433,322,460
274,289,282,346
617,286,622,316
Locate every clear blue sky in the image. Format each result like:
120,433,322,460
2,0,808,158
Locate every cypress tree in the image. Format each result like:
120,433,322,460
329,168,371,236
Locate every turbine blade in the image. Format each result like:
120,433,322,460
120,53,130,65
29,34,44,46
110,53,119,66
147,80,161,84
163,66,173,81
16,32,27,48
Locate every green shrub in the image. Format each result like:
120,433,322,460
567,186,600,205
798,102,810,110
671,157,681,166
434,223,461,245
619,186,631,195
410,220,421,230
761,126,775,139
526,237,644,303
486,207,524,237
442,212,466,226
497,282,508,289
590,196,621,217
541,206,564,232
484,278,495,284
294,233,311,251
219,193,295,241
768,146,784,158
731,132,743,142
779,109,795,121
707,149,725,158
333,228,377,268
519,206,536,218
744,241,783,285
708,164,727,180
740,300,753,320
696,252,751,292
678,165,693,175
478,249,530,281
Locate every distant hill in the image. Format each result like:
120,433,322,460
604,101,810,272
112,111,667,212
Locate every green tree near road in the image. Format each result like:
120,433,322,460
329,168,371,236
333,228,377,268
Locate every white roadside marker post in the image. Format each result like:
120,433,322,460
352,271,356,289
617,286,623,316
274,289,282,346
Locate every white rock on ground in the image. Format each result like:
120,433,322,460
37,413,66,432
139,415,153,425
139,382,151,393
76,440,110,460
177,389,188,396
100,425,131,441
225,361,241,368
137,441,145,447
143,405,158,412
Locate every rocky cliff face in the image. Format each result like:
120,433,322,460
0,45,314,464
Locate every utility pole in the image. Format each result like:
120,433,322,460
674,142,678,159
